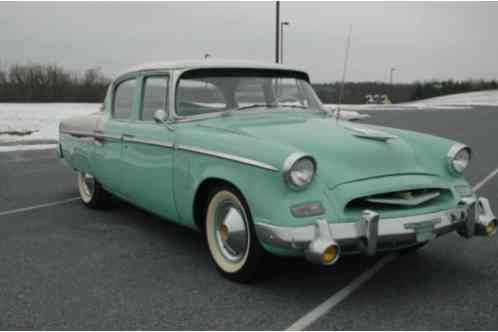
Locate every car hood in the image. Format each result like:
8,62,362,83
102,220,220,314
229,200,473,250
197,112,438,189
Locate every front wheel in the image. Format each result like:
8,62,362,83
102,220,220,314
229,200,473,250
205,185,264,282
77,171,111,209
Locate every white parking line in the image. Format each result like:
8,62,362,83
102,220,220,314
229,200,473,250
286,167,498,331
286,253,399,331
0,197,80,217
473,168,498,191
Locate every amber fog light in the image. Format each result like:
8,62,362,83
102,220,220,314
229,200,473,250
322,245,339,265
485,221,497,237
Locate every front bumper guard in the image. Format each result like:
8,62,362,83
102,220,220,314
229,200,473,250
255,197,496,265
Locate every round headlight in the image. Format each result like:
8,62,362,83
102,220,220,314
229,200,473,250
448,144,471,174
283,153,316,190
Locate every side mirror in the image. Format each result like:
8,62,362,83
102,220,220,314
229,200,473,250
153,109,167,124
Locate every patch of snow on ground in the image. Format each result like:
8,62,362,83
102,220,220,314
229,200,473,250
406,89,498,107
0,144,57,153
0,103,100,149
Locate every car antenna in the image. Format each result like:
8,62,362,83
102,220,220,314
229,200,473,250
335,24,353,121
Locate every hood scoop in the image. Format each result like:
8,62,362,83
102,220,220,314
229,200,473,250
343,125,398,142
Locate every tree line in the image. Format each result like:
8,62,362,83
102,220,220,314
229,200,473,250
313,79,498,104
0,63,497,104
0,63,110,102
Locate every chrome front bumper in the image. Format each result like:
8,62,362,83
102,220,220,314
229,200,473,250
255,197,496,265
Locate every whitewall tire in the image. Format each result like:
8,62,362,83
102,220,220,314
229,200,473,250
205,185,263,282
77,171,111,209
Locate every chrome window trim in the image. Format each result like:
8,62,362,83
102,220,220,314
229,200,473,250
176,144,279,172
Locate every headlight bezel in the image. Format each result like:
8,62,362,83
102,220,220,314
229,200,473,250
447,143,471,175
283,152,317,191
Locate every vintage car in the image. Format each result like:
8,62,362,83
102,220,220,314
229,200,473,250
59,60,496,282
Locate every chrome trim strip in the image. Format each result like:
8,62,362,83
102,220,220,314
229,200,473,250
60,129,121,142
176,144,279,172
123,137,174,149
60,129,94,138
94,133,122,142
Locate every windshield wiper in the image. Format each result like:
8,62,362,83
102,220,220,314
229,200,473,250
278,104,308,109
237,103,276,111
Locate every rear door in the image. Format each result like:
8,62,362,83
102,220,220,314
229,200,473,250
121,73,178,221
93,76,138,197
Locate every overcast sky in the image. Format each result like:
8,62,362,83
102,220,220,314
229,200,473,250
1,1,497,83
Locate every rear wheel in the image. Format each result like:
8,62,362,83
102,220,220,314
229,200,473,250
205,185,264,282
77,171,111,209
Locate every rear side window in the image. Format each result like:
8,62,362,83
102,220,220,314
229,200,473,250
113,79,136,119
142,76,169,121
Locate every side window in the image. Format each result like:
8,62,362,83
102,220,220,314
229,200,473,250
113,79,136,119
142,76,169,121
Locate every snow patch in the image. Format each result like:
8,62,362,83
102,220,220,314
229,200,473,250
0,103,100,149
0,144,57,153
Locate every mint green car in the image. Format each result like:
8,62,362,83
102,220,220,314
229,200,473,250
59,60,496,282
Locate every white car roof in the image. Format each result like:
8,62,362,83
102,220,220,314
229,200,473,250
120,59,308,77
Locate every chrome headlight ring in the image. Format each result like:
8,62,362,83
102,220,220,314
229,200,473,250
283,152,317,191
448,143,471,175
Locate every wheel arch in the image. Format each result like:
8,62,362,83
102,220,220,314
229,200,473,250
192,177,246,231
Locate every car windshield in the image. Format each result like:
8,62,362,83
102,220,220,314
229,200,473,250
176,69,323,117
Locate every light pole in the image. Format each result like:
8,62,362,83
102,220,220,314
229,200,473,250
275,1,280,63
280,21,290,64
389,67,396,85
389,67,396,101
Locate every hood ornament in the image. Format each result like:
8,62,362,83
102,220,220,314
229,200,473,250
346,126,398,141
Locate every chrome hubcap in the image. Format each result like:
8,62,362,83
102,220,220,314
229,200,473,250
215,201,249,262
81,173,95,198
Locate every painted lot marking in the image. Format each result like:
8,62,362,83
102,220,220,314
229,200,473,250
286,253,398,331
0,166,497,328
473,168,498,191
0,197,79,217
285,167,498,331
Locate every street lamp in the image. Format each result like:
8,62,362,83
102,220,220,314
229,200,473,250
280,21,290,64
389,67,396,85
389,67,396,103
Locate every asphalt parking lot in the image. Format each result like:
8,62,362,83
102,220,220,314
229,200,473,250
1,107,497,330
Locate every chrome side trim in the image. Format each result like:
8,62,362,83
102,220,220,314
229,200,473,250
176,144,279,172
94,132,122,142
60,129,94,138
122,137,174,149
